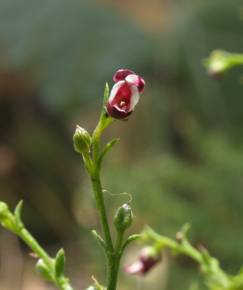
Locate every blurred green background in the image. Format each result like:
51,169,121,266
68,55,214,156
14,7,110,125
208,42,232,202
0,0,243,289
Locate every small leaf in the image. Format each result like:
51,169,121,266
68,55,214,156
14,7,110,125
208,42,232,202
14,200,24,229
91,230,106,250
55,248,65,279
98,138,119,165
122,234,142,252
36,259,53,281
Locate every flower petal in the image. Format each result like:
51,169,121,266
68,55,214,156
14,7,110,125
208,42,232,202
108,80,126,103
106,103,132,119
125,74,145,93
129,85,140,110
124,261,144,275
113,69,135,82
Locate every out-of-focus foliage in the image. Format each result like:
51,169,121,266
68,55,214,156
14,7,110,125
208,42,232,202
0,0,153,113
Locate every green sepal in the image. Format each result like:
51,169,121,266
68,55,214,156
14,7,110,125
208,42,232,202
55,248,66,279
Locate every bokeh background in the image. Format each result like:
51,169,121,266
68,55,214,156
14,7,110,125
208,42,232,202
0,0,243,289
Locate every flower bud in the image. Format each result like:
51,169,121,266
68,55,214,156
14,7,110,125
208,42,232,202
0,202,9,219
106,69,145,120
73,125,92,154
114,203,133,232
125,246,161,276
205,50,230,79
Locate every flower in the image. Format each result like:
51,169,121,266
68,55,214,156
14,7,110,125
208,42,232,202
125,246,161,276
106,69,145,120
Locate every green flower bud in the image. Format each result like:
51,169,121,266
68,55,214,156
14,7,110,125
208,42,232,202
0,202,16,232
114,203,133,232
73,125,92,154
0,202,9,219
204,50,230,78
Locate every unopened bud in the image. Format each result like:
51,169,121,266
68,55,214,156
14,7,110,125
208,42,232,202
114,203,133,232
0,202,9,219
73,125,92,154
0,202,17,232
204,50,230,79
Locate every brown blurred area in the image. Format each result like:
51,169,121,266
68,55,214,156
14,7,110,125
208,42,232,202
99,0,171,33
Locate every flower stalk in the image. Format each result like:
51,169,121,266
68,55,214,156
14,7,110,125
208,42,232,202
74,70,145,290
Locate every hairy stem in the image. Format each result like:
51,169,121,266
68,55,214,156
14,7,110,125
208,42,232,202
91,169,113,253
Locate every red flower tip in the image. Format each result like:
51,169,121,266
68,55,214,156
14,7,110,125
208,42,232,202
125,74,145,93
113,69,135,83
124,247,161,276
106,69,145,120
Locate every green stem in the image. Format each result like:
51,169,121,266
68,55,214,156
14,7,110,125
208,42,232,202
91,169,122,290
107,231,124,290
229,54,243,66
18,228,74,290
91,169,113,253
18,228,53,268
90,114,125,290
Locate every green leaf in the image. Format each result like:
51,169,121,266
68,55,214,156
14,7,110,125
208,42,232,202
55,248,66,279
122,234,142,252
14,200,24,230
91,230,105,250
98,138,119,165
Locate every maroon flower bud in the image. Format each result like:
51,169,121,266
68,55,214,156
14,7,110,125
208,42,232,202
125,246,161,276
113,69,135,83
106,69,145,120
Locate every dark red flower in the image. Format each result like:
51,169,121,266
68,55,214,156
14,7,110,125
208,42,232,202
106,69,145,120
125,247,161,276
